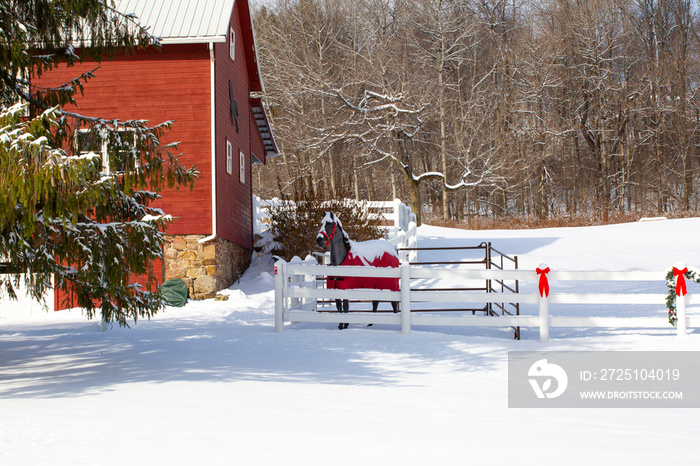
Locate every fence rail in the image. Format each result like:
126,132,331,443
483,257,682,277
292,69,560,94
274,260,696,342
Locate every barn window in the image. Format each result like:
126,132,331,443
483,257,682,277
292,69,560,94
76,129,101,155
108,130,133,173
239,151,245,184
230,28,236,61
226,140,233,174
76,128,133,175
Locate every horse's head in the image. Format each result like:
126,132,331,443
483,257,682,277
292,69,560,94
316,211,341,249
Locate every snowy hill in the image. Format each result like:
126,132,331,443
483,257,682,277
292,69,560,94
2,219,700,465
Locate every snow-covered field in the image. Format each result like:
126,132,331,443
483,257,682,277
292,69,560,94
2,219,700,465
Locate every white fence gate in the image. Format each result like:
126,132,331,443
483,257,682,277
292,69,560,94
274,260,697,342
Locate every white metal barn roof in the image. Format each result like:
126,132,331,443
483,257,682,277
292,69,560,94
115,0,235,44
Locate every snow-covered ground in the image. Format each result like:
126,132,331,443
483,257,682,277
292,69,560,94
2,219,700,465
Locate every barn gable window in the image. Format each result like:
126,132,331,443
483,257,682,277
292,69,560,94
226,140,233,174
230,28,236,61
76,128,133,175
239,151,245,184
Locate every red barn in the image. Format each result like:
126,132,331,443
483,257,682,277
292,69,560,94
33,0,278,307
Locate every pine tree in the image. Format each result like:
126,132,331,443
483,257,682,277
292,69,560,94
0,0,198,326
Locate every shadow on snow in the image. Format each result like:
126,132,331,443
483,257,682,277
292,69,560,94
0,313,503,398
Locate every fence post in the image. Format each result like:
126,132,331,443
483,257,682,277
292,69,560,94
536,264,550,343
400,262,411,335
407,221,417,263
674,264,688,338
538,294,549,343
274,259,286,333
288,257,303,309
677,294,687,338
302,255,316,310
393,198,402,236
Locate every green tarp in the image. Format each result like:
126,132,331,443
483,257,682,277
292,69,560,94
160,278,189,307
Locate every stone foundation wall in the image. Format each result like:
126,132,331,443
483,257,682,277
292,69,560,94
215,236,250,289
163,235,251,300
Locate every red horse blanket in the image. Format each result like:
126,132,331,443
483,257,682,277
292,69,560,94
327,250,400,291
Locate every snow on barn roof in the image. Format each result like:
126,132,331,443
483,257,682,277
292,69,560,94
115,0,235,44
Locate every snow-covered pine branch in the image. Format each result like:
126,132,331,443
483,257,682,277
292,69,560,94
0,1,197,325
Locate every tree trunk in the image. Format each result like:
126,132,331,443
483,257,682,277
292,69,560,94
438,28,450,222
600,133,609,222
352,153,360,201
364,170,375,201
401,168,422,226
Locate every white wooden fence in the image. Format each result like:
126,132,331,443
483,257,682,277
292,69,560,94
253,196,418,261
274,260,697,342
253,197,415,235
252,196,285,234
365,199,416,238
380,201,418,263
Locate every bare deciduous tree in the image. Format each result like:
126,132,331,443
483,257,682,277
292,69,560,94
253,0,700,223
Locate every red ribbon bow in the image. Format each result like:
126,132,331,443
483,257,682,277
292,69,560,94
673,267,688,297
536,267,550,298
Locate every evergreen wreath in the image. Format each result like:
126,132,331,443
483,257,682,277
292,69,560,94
665,268,698,326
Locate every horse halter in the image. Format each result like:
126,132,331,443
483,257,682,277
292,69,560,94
319,221,337,247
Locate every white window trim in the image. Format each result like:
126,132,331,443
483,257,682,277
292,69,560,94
226,140,233,175
76,128,135,175
239,150,245,184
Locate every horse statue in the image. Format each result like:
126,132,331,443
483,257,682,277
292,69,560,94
316,211,400,329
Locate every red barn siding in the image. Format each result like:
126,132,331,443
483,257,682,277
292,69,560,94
32,44,213,236
54,259,163,311
34,44,213,311
214,6,254,250
54,283,77,311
